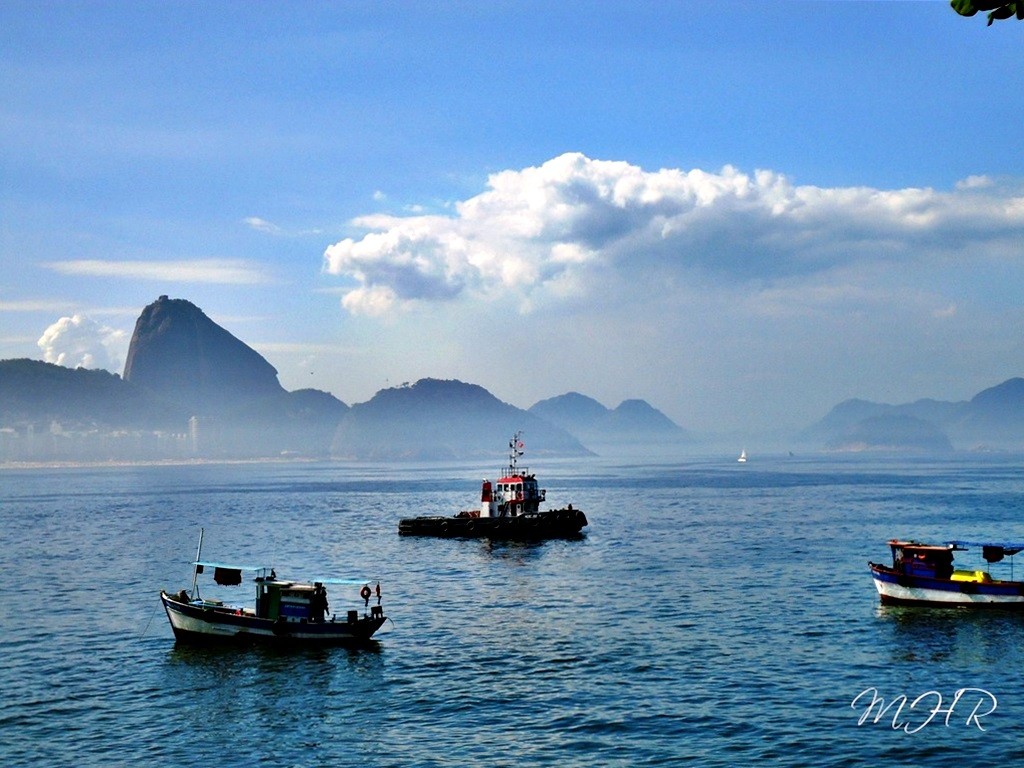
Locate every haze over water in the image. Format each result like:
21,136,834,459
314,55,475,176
3,453,1024,766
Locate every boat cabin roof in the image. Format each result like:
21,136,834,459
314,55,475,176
497,473,536,484
195,559,265,571
889,540,1024,567
194,561,372,586
889,540,1024,555
888,540,955,553
949,540,1024,554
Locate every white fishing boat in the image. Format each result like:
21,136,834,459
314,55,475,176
870,539,1024,608
160,530,387,645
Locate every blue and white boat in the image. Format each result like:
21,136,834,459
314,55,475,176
160,530,387,645
869,539,1024,608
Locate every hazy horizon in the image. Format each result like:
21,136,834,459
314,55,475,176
3,3,1023,437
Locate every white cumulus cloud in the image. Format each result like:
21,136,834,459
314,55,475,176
323,152,1024,316
37,315,128,372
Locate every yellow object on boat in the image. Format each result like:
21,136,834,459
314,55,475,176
950,570,992,583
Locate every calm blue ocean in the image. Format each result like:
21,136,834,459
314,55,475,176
2,454,1024,766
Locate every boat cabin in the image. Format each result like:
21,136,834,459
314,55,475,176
191,562,334,624
888,540,956,580
479,472,546,517
255,576,330,623
476,431,549,518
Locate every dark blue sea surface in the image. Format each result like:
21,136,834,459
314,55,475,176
3,454,1024,766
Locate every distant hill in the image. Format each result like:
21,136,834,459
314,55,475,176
123,295,285,414
1,297,351,461
117,295,350,458
529,391,691,447
824,414,953,453
1,298,684,462
804,377,1024,451
529,392,610,427
218,388,350,458
950,378,1024,444
331,379,591,460
0,358,185,429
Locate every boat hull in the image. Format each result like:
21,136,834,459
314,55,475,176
398,508,587,539
869,563,1024,608
160,592,387,645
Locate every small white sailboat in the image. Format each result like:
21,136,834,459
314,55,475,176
738,449,747,463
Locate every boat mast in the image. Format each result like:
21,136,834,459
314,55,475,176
508,431,523,475
190,527,204,599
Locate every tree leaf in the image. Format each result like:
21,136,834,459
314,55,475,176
951,0,979,16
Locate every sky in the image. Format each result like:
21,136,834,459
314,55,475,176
2,1,1024,442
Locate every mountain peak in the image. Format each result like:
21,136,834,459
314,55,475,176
530,392,611,426
970,377,1024,408
331,378,588,460
122,296,284,414
528,391,689,444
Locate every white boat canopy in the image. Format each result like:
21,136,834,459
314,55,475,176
194,561,374,585
947,540,1024,552
194,560,265,572
947,541,1024,562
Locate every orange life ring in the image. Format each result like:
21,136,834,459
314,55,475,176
360,585,372,600
516,491,523,500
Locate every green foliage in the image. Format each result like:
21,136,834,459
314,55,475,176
951,0,1024,24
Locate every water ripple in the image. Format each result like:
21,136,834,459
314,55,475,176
3,457,1024,765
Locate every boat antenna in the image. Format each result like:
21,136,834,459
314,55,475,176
190,527,204,600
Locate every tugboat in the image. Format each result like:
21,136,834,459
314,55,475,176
869,539,1024,608
398,432,587,539
160,530,388,645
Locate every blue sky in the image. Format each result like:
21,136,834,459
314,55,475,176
3,1,1024,440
